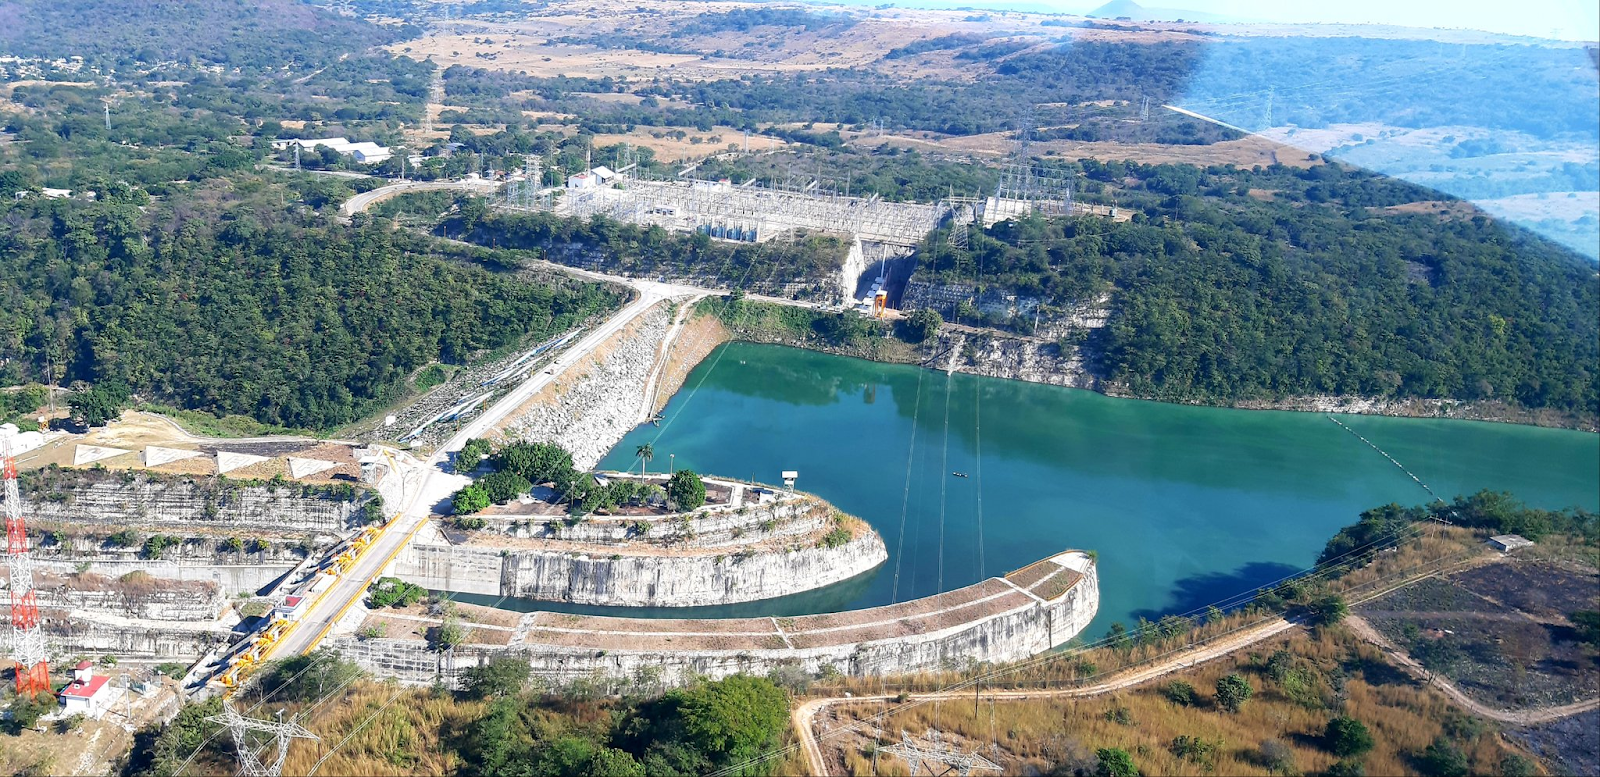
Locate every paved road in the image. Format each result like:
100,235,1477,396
266,280,696,659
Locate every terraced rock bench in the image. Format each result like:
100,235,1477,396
339,550,1098,687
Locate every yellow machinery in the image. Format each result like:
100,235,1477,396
872,290,888,318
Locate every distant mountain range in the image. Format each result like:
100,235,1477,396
1087,0,1236,23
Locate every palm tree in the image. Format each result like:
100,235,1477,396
635,443,654,477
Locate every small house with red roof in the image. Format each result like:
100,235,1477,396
60,660,113,717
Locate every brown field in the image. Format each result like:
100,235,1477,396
854,128,1319,168
592,124,789,163
816,627,1542,777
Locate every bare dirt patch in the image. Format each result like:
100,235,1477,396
1357,560,1600,710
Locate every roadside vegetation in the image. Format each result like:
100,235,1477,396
447,439,709,519
120,653,794,777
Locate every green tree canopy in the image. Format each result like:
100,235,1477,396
667,470,707,512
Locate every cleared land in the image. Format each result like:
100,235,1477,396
1356,558,1600,711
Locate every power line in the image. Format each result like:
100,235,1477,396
207,701,319,777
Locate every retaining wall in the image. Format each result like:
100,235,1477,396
19,472,367,533
390,529,886,606
338,550,1098,688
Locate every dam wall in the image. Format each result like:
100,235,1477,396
338,550,1098,688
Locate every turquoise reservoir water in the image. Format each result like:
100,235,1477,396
575,343,1596,637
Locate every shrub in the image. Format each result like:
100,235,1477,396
1094,747,1139,777
141,534,178,559
1324,716,1374,758
818,527,851,548
452,484,491,514
1215,674,1253,713
1308,593,1350,626
1572,610,1600,648
1161,679,1196,706
369,577,427,608
1417,737,1469,777
1498,754,1537,777
1326,758,1366,776
434,616,467,651
1169,735,1221,771
1103,704,1135,726
667,469,707,512
461,655,531,699
107,529,141,548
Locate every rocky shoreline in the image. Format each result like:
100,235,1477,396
684,303,1597,433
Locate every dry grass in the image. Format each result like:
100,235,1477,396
818,627,1541,776
276,683,482,775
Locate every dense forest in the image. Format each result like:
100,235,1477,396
0,200,620,429
441,203,850,292
436,42,1240,140
0,0,414,70
912,161,1599,412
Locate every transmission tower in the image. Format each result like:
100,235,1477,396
208,701,319,777
2,429,48,696
1263,86,1275,128
1139,95,1151,123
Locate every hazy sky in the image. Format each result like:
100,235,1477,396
1070,0,1600,41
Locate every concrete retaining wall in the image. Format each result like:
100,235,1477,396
338,551,1098,688
44,615,237,660
390,530,886,606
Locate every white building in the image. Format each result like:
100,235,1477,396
567,172,597,189
1488,534,1534,552
348,142,392,164
59,661,114,718
273,137,393,165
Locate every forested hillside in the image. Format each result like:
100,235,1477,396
0,0,412,69
915,161,1599,413
0,200,620,428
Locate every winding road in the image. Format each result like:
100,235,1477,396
262,279,702,660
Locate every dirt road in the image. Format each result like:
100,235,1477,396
790,616,1298,775
1346,615,1600,726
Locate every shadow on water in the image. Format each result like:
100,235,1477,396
445,564,883,620
1128,561,1302,624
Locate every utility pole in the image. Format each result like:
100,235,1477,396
104,102,111,131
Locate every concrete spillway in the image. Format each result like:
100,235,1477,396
336,550,1098,687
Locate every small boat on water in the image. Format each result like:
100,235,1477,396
951,471,969,478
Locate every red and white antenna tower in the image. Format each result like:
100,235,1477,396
2,429,49,695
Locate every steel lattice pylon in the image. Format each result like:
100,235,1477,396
2,428,48,696
208,701,320,777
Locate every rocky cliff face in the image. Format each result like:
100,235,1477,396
18,469,368,534
495,303,671,469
